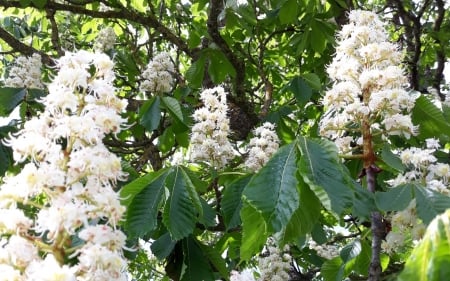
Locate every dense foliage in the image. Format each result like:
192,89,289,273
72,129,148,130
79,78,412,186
0,0,449,280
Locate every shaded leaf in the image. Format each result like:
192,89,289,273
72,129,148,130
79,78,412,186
297,136,354,214
288,76,312,104
414,184,450,224
240,203,267,261
281,179,320,245
221,175,252,230
181,237,216,281
0,88,26,116
139,96,161,132
380,144,405,172
279,0,298,24
375,184,413,212
151,232,177,260
340,239,361,263
321,257,344,281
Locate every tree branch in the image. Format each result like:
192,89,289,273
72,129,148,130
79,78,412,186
46,8,64,57
0,26,54,65
0,0,197,58
432,0,446,100
207,0,245,97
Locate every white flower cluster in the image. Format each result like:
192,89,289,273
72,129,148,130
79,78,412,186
140,52,175,94
94,27,116,52
245,122,279,172
230,269,256,281
381,200,425,255
308,240,340,260
189,86,235,168
319,10,417,153
388,138,449,193
0,50,128,280
382,138,448,254
258,240,291,281
4,53,43,89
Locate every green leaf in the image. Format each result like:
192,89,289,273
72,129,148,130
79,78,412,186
197,242,230,281
163,167,198,240
242,142,299,232
375,184,413,212
412,95,450,139
207,50,236,84
31,0,47,8
279,0,298,24
281,180,320,245
0,143,11,177
124,169,170,238
340,239,361,263
120,168,169,207
321,257,344,281
310,20,327,53
161,96,184,123
352,186,376,221
288,76,312,104
414,184,450,224
297,136,354,214
240,203,267,261
0,88,26,116
302,73,322,90
198,198,216,228
354,240,371,275
151,232,177,260
380,144,405,172
139,96,161,132
221,175,252,230
398,209,450,281
185,56,206,88
19,0,31,7
158,126,175,153
181,237,216,281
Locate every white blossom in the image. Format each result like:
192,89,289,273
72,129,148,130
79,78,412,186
320,10,418,152
4,53,43,89
140,52,175,93
0,51,128,279
189,86,235,168
94,27,116,51
245,122,279,172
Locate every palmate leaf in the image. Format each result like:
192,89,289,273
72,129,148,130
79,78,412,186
180,237,216,281
0,87,26,116
221,175,252,230
375,184,413,212
242,142,299,232
412,95,450,139
240,203,267,261
163,167,199,240
297,136,354,214
139,96,161,132
280,178,320,245
398,209,450,281
414,184,450,224
123,168,170,238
